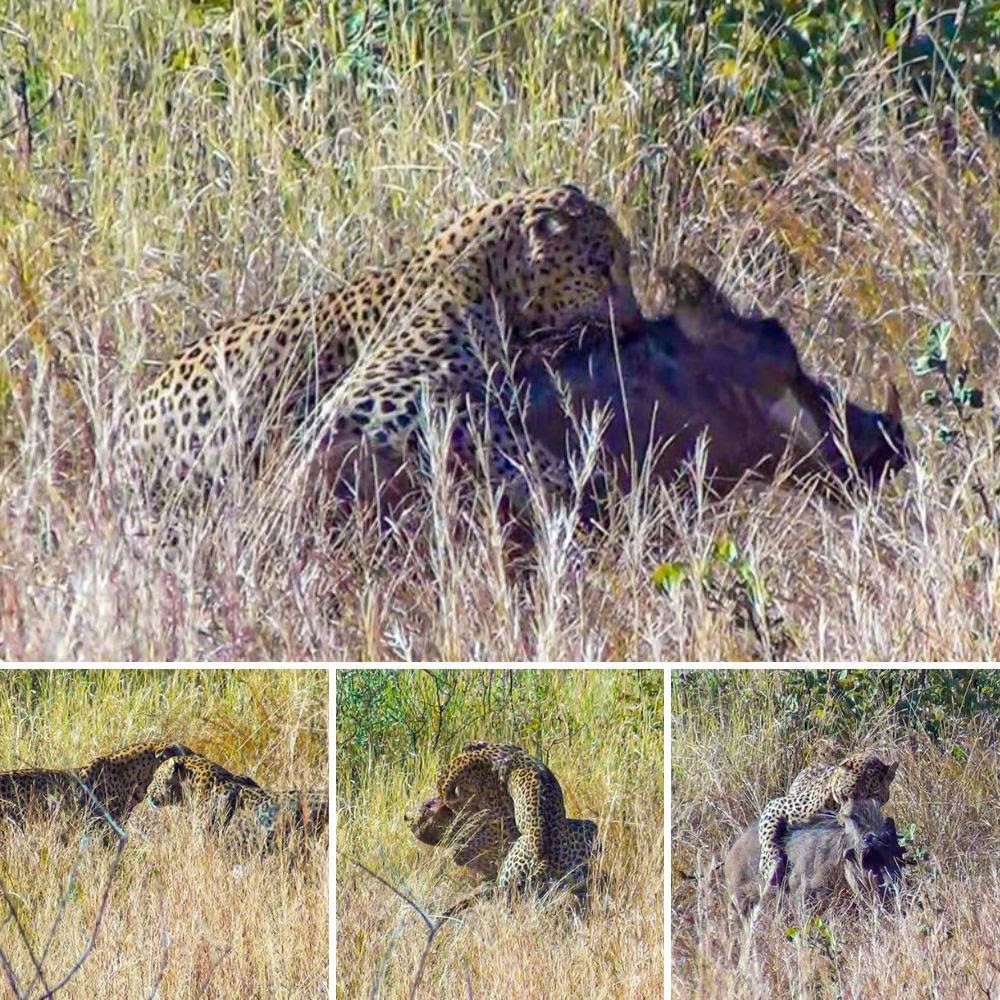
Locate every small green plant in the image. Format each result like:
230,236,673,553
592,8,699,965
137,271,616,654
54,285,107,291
912,320,996,524
897,820,930,864
786,914,839,968
653,537,792,659
623,3,999,132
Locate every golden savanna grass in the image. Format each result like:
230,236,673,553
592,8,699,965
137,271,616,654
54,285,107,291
0,4,997,660
0,668,328,998
335,668,664,999
672,669,1000,999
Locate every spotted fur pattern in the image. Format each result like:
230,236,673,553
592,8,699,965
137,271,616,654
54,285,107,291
758,753,898,887
0,741,194,831
122,185,639,511
409,741,598,905
147,753,327,851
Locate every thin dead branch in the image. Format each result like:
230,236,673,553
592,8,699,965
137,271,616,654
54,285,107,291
350,857,455,1000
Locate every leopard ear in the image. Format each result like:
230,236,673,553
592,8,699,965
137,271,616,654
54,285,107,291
529,209,571,242
558,181,586,201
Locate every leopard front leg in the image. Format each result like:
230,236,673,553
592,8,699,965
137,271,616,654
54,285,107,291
307,380,580,517
758,796,793,888
496,835,551,899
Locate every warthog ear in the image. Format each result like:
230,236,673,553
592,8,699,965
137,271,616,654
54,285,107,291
882,381,902,423
646,263,732,315
669,264,729,310
887,761,899,782
885,381,902,423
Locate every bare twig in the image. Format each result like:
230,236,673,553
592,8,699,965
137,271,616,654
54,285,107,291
38,833,124,1000
6,67,31,167
0,871,53,996
0,817,125,1000
349,858,452,1000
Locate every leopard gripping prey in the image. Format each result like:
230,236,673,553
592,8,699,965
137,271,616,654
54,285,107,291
122,185,641,511
147,754,328,851
145,752,263,811
408,741,598,908
0,741,194,833
758,753,897,888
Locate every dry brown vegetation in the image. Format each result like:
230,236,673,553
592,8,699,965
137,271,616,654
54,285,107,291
672,669,1000,999
0,668,328,997
336,668,664,999
0,4,997,660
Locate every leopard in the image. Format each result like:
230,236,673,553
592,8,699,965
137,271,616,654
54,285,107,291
407,741,598,910
121,184,641,515
758,752,898,888
147,754,328,850
0,740,194,834
145,752,263,810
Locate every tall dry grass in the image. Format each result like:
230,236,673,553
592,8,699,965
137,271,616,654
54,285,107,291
0,668,328,997
671,669,1000,999
0,4,997,660
335,668,664,999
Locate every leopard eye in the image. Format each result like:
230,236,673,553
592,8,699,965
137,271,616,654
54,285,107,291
530,211,570,242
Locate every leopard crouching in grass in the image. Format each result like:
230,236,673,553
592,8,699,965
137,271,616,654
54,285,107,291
121,184,641,516
0,741,195,836
147,754,328,851
758,752,898,888
408,741,598,912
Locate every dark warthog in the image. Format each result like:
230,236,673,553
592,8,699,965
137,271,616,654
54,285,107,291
406,791,516,881
514,265,908,499
725,799,906,915
405,791,598,888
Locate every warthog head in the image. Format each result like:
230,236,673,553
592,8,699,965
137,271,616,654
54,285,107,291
406,794,457,847
518,265,908,498
405,791,516,881
830,798,906,902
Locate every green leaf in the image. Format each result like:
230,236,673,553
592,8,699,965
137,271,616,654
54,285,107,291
652,561,687,592
713,537,740,565
925,321,953,362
